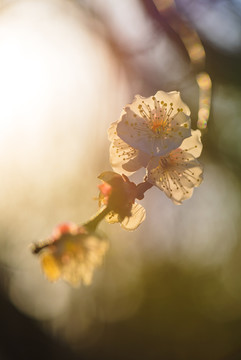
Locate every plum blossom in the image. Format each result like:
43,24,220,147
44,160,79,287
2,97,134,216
108,91,204,204
33,223,108,287
146,130,203,204
114,91,191,157
98,171,146,230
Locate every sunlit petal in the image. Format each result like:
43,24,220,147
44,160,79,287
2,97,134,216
121,203,146,231
180,129,203,158
110,138,150,175
41,253,61,282
127,91,191,116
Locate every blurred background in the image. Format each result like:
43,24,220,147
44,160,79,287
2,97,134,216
0,0,241,359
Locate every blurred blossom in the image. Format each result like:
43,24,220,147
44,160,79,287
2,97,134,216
33,223,108,287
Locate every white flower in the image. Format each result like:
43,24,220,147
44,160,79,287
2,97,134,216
146,130,203,204
115,91,191,157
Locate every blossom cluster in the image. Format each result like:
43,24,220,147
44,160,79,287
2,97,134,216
109,91,203,205
33,90,204,287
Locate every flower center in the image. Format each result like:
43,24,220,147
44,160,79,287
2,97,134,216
150,113,167,134
138,97,178,137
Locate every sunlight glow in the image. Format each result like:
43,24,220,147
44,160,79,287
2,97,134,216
0,0,128,320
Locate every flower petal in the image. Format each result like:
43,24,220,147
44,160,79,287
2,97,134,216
41,253,61,282
110,138,150,175
147,150,203,204
128,91,191,116
60,235,109,287
98,171,120,183
108,121,119,142
179,129,203,158
109,121,150,175
121,203,146,230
